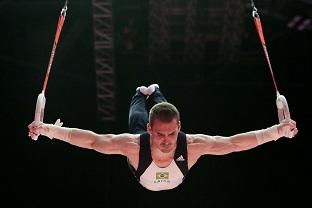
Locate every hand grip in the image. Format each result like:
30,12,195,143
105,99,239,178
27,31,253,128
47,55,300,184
276,93,292,138
32,92,46,140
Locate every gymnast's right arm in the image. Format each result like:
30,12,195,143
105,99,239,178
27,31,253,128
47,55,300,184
28,120,139,155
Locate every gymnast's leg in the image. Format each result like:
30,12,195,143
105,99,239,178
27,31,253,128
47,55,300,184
128,86,149,134
146,84,167,110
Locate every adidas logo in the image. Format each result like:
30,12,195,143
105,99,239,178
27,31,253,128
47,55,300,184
176,155,185,161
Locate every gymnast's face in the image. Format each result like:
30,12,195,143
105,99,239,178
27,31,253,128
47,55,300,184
147,118,181,153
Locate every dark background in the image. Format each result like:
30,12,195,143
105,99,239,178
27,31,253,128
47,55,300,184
1,0,311,207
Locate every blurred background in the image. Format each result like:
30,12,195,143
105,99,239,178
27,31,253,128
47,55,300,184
1,0,311,207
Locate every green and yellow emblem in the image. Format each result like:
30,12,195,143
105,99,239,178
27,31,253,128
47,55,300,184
156,172,169,179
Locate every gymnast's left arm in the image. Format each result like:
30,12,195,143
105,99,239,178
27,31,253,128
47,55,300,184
187,119,298,156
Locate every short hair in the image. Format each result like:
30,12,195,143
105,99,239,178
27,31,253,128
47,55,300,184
149,102,180,126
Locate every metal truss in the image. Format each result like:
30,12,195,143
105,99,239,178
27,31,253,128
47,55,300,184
92,0,116,121
218,0,245,65
148,0,170,63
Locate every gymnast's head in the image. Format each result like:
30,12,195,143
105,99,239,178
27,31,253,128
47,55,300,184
148,102,180,127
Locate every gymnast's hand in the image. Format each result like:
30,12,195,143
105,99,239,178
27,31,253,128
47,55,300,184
28,120,45,139
28,119,63,140
277,119,298,138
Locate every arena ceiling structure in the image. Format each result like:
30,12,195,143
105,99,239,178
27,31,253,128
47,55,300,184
92,0,311,121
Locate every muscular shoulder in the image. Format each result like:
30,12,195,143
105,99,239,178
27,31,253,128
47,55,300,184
119,133,140,154
185,134,216,167
118,133,140,148
100,133,140,156
120,133,140,143
186,133,215,144
121,134,140,169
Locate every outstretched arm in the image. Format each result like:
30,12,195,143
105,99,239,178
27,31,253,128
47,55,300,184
28,120,139,156
188,119,298,156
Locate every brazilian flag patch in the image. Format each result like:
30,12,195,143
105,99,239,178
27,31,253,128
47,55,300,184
156,172,169,179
